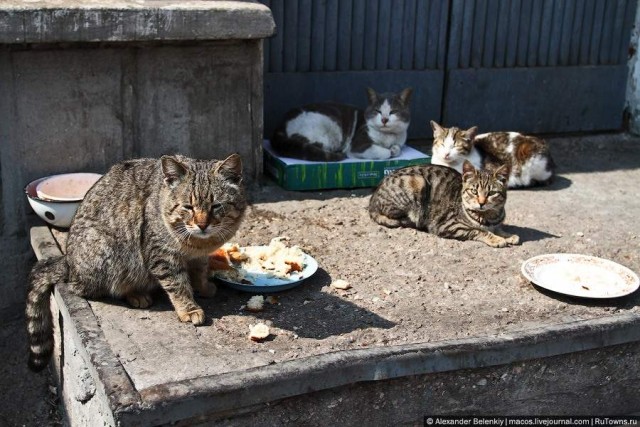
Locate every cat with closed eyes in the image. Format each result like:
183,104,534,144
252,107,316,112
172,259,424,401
271,87,413,161
430,121,555,188
369,161,519,248
26,154,246,371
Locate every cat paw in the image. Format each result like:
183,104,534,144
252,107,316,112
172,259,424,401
126,293,153,309
177,308,205,325
486,236,508,248
505,234,520,245
196,280,218,298
390,145,402,157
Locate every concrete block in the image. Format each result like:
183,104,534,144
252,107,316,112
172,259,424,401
0,1,275,44
0,1,274,323
135,42,264,178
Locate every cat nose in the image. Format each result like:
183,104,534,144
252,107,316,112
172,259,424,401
197,223,208,231
444,153,450,159
477,196,487,206
381,117,389,125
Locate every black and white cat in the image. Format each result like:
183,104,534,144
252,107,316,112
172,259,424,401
271,87,412,161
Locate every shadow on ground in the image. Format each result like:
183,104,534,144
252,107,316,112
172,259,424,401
0,317,60,427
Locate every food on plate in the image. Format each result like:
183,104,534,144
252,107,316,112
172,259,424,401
208,244,249,271
209,237,307,284
249,323,270,342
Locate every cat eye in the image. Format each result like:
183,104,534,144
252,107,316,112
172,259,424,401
181,204,194,211
211,202,224,214
375,109,382,114
389,110,397,115
469,189,478,195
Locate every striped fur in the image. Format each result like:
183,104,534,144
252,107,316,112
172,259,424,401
26,154,246,372
369,161,520,247
26,256,68,371
271,87,412,162
430,121,556,188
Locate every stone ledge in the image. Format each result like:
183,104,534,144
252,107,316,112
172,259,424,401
0,1,275,44
30,225,640,424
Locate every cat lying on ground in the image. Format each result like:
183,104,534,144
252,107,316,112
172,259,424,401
430,121,555,188
369,160,519,248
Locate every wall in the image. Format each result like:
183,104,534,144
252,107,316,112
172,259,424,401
0,1,275,322
627,0,640,134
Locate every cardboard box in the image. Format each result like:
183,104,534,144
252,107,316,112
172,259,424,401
263,140,431,191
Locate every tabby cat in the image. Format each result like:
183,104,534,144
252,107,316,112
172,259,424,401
271,87,413,161
369,161,519,247
26,154,246,372
430,121,555,188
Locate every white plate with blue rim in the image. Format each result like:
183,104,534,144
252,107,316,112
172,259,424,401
212,248,318,293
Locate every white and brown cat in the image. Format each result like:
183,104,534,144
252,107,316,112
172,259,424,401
429,121,555,188
271,88,413,161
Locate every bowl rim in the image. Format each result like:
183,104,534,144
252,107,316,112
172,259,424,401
35,172,103,202
25,177,83,204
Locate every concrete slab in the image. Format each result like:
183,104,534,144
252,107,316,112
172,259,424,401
0,1,275,43
29,133,640,424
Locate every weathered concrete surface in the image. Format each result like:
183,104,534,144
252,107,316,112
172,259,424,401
203,341,640,425
0,1,275,43
23,133,640,425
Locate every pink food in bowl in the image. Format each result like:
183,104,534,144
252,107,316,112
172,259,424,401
35,173,102,201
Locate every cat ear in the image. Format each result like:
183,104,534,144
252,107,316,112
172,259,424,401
465,126,478,140
215,153,243,184
430,120,445,137
493,164,510,185
462,160,476,181
366,87,378,104
399,87,413,105
161,155,188,188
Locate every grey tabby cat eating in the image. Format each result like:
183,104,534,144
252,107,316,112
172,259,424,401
369,161,519,247
26,154,246,372
271,87,412,161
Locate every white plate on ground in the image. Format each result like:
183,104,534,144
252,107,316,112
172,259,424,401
212,251,318,293
521,253,639,299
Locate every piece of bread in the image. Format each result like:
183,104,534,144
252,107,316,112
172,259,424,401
249,323,270,341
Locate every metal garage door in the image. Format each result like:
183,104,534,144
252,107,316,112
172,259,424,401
262,0,636,138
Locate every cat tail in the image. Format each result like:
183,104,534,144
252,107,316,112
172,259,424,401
26,255,68,372
271,129,346,162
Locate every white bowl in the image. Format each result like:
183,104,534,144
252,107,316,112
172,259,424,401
36,172,102,201
25,173,102,228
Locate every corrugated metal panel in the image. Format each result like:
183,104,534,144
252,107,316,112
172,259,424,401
448,0,636,68
263,0,448,72
262,0,638,136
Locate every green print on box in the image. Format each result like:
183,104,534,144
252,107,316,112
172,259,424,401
264,140,431,191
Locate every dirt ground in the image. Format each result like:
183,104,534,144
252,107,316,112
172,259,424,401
2,132,640,425
91,131,640,392
195,132,640,362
